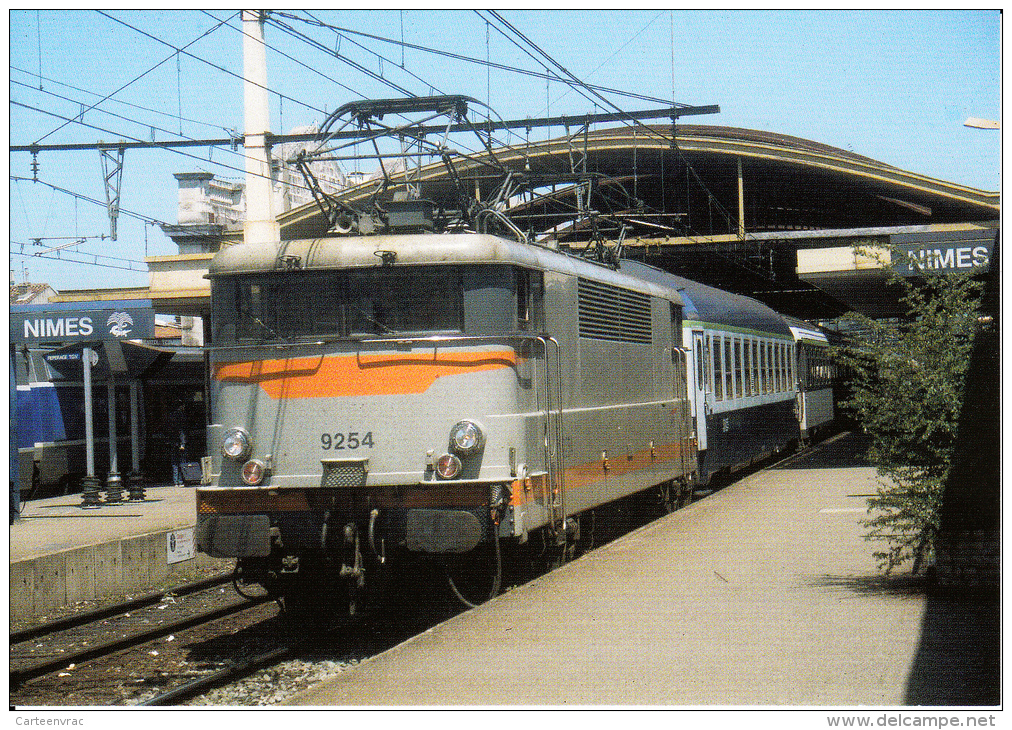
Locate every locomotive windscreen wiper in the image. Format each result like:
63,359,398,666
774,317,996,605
349,304,400,335
238,305,290,343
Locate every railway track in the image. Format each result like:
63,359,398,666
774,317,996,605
10,573,233,645
10,574,280,705
141,643,299,705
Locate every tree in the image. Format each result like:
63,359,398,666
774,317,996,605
833,252,984,574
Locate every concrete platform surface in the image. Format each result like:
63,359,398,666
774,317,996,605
286,435,999,706
11,484,198,563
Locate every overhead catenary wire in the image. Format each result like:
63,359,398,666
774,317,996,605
33,11,240,146
198,10,367,110
97,10,329,119
275,11,678,108
11,65,229,135
11,174,205,235
298,10,448,98
269,12,548,179
15,10,750,278
12,101,320,201
533,10,667,118
478,10,737,240
265,13,416,99
10,242,148,272
11,78,248,169
205,10,506,168
476,10,768,276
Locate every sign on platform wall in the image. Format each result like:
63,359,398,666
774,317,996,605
167,527,196,564
11,308,156,345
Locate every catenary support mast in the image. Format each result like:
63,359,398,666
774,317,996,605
242,10,280,246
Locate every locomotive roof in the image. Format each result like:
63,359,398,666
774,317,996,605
618,259,792,338
208,233,685,307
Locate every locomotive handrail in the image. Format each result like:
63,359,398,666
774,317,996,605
538,335,565,541
542,336,566,542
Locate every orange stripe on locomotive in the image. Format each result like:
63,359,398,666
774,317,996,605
213,349,518,399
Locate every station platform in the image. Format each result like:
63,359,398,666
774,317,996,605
286,433,999,707
9,484,228,625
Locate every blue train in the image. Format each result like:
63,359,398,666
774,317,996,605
11,346,207,502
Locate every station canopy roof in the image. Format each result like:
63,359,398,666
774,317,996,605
277,124,999,244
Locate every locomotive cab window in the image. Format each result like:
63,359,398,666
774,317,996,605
212,266,465,343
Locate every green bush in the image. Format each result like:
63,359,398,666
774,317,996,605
833,252,983,574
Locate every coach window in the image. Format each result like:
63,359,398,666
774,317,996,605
754,340,761,395
695,337,704,393
775,343,782,392
734,338,744,399
745,338,753,397
781,342,789,390
783,343,789,391
773,342,779,392
744,338,752,394
766,341,774,393
778,343,785,392
788,343,795,390
782,343,789,392
771,341,777,392
761,340,769,392
724,337,733,400
780,343,786,392
771,340,777,393
712,334,723,400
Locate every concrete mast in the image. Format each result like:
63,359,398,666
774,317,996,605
242,10,280,246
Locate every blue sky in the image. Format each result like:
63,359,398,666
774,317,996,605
8,9,1002,292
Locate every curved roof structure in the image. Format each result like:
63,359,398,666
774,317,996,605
278,124,998,243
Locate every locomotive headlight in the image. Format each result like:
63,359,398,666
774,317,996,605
449,420,484,455
221,427,252,461
241,459,267,486
435,453,462,479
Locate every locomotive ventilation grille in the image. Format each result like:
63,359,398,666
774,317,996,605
577,278,652,344
321,460,368,488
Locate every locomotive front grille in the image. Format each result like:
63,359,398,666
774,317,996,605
321,459,369,488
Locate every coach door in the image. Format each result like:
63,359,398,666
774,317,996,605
691,331,708,452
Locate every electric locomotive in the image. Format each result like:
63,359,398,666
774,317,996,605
195,231,698,606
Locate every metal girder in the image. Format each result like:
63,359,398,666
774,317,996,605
11,104,720,154
99,145,124,241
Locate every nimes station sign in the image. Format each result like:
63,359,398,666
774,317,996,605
12,307,156,346
890,236,993,276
